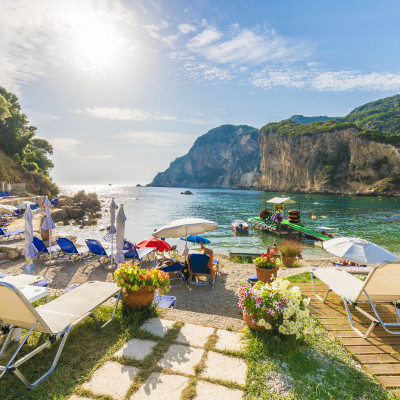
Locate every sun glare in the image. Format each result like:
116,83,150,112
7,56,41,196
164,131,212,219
63,11,125,74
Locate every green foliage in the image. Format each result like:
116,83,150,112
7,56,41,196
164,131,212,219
260,119,357,138
0,86,54,176
342,93,400,134
356,128,400,147
254,257,278,269
290,115,335,124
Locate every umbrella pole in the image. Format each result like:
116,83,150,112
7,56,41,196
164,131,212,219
49,229,51,262
111,233,114,266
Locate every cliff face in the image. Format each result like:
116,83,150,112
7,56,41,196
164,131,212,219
257,127,400,195
150,125,260,188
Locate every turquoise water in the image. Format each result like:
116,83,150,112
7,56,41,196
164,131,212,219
58,185,400,257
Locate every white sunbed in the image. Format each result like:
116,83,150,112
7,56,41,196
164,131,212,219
0,281,121,389
311,262,400,338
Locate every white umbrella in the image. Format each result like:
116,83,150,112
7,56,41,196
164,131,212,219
22,206,36,274
41,196,56,261
109,198,118,264
114,204,126,266
153,217,218,261
323,237,398,265
7,183,11,192
1,182,4,192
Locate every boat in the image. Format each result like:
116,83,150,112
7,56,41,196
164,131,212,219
180,190,193,195
232,219,249,232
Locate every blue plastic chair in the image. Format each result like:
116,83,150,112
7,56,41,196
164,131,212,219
56,237,88,263
4,191,17,198
187,253,215,288
123,241,155,265
85,239,112,261
159,263,185,287
0,227,24,241
32,236,61,259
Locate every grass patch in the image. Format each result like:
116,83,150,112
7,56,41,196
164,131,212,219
232,256,254,264
286,272,316,283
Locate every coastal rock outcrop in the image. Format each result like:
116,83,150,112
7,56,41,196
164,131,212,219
256,121,400,195
150,125,261,188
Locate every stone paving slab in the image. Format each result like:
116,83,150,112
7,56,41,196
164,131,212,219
82,361,139,400
202,351,247,385
115,338,156,360
175,323,215,347
194,380,244,400
68,396,91,400
158,344,204,375
130,372,188,400
215,329,245,352
141,318,175,337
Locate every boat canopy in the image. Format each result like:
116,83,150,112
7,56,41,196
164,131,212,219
266,197,298,204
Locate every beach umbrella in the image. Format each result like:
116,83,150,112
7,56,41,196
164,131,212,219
114,204,126,266
153,218,218,261
1,182,4,192
7,183,11,192
137,237,170,252
109,198,118,264
323,237,398,265
41,196,56,261
22,206,36,274
180,234,210,245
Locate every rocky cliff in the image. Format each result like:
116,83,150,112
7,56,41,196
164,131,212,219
257,120,400,195
150,125,260,188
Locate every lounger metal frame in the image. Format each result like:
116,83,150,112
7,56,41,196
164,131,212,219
187,254,215,288
310,269,400,338
0,282,120,389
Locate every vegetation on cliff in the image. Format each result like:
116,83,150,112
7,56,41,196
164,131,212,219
0,87,58,196
289,115,335,124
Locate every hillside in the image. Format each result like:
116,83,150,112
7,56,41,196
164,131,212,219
290,115,335,124
150,125,260,188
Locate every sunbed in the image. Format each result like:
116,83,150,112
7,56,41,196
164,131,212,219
187,253,215,288
4,191,17,198
311,262,400,338
0,227,24,241
0,281,120,389
123,241,155,265
56,237,88,263
32,236,61,259
85,239,112,261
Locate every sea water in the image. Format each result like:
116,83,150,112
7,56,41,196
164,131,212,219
58,185,400,257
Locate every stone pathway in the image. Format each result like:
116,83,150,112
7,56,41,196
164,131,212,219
71,319,247,399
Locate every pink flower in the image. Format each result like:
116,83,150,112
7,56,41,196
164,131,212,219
267,308,275,316
269,292,275,298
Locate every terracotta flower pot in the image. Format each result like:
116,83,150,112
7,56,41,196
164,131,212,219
255,266,278,284
122,287,155,308
281,256,295,268
243,311,265,331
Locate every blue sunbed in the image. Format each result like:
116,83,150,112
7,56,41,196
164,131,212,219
0,227,24,241
123,241,155,265
85,239,112,261
56,237,88,263
32,236,61,259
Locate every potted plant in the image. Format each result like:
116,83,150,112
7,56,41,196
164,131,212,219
279,241,302,268
236,279,312,336
253,249,279,283
114,262,170,307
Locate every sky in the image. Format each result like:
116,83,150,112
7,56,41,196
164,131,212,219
1,0,400,185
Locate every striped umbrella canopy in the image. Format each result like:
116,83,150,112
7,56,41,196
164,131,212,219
41,196,56,260
22,206,36,273
114,204,127,265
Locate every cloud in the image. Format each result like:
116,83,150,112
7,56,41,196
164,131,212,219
187,27,222,50
77,107,178,121
117,131,196,147
80,154,114,159
49,138,81,154
250,67,400,92
179,24,197,34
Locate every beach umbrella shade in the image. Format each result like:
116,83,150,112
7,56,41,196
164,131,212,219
323,237,398,265
22,206,36,273
114,204,126,265
7,183,11,192
109,198,118,263
137,237,171,252
41,196,56,261
180,234,210,244
153,218,218,261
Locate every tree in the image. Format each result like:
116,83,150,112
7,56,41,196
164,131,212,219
0,94,11,121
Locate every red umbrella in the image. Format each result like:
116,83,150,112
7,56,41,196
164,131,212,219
136,237,171,252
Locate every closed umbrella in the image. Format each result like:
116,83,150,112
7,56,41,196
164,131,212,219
22,206,36,274
153,218,218,261
109,198,118,265
1,182,4,192
323,237,398,265
41,196,56,261
114,204,126,266
7,183,11,192
137,238,170,252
